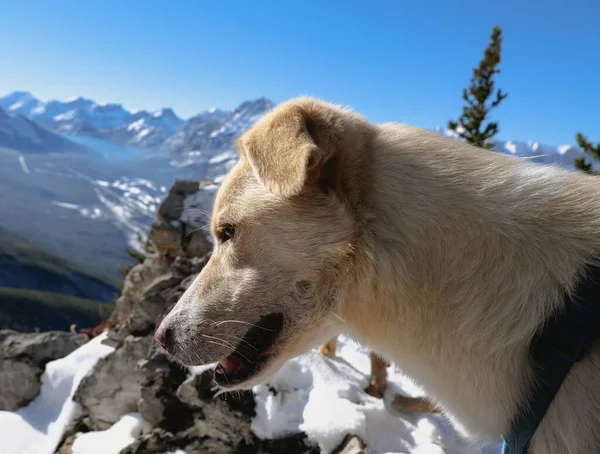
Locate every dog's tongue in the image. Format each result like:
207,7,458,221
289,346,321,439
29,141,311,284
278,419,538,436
217,356,245,375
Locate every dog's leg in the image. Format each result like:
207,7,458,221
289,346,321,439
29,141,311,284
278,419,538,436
392,394,441,414
317,335,338,358
365,351,389,398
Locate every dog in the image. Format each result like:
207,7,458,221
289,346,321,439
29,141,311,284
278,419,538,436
156,96,600,453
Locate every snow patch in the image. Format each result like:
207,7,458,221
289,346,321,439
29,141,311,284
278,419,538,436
251,335,498,454
18,155,30,174
557,144,574,155
71,413,143,454
52,201,81,210
0,331,115,454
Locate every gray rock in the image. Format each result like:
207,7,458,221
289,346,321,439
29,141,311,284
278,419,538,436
0,330,87,365
157,179,202,223
112,259,170,323
0,359,45,412
122,367,317,454
137,350,192,431
145,272,181,296
0,330,87,411
331,435,369,454
125,293,167,337
73,335,153,430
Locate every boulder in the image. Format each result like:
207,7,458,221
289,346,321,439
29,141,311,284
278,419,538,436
0,330,87,411
73,335,153,430
112,258,170,323
157,179,202,223
122,366,318,454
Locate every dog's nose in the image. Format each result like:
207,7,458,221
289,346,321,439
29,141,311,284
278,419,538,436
155,320,174,354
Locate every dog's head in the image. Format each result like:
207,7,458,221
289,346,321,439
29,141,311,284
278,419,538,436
156,97,370,389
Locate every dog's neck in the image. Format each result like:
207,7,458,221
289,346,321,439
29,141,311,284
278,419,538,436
337,124,600,439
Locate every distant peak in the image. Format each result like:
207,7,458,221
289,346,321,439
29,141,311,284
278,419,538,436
8,90,34,98
154,107,179,118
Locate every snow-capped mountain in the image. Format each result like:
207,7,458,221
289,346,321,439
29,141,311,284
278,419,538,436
432,126,586,171
160,97,274,166
0,106,90,154
0,92,184,149
1,90,588,173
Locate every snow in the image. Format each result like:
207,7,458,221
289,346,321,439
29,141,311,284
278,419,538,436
0,331,115,454
18,155,30,174
52,201,81,210
71,413,143,454
251,335,502,454
557,144,575,155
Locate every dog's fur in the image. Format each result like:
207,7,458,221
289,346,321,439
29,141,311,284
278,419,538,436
158,96,600,452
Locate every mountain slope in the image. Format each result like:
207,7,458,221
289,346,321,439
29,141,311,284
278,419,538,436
0,92,184,149
0,107,90,154
0,226,118,302
0,287,111,332
159,97,273,168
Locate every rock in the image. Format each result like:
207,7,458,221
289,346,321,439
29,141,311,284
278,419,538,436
0,330,87,365
148,222,182,258
157,179,202,223
123,367,317,454
125,293,167,337
181,227,212,258
137,349,193,431
73,335,153,430
55,419,91,454
331,435,369,454
112,259,170,323
0,359,45,412
145,272,182,296
0,330,87,411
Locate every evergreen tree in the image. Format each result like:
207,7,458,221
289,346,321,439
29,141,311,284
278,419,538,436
574,132,600,175
448,26,508,149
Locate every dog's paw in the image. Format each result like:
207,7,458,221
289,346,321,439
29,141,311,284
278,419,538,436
365,382,386,399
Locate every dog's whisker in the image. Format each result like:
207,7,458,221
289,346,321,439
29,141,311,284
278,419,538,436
219,333,259,351
210,319,279,331
333,312,347,324
202,336,255,364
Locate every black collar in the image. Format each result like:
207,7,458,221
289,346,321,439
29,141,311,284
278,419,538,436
501,262,600,453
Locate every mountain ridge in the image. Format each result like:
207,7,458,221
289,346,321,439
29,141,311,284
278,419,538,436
0,106,91,155
1,90,587,169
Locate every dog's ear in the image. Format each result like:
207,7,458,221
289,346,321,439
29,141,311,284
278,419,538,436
237,101,344,197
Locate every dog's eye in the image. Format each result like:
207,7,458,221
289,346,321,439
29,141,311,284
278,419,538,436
217,225,235,243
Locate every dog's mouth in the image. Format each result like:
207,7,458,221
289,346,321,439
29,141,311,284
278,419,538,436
213,312,283,387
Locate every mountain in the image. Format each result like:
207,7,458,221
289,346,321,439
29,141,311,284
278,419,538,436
0,90,593,289
433,126,585,170
0,225,118,302
160,97,274,168
0,106,90,154
0,287,111,332
0,92,184,149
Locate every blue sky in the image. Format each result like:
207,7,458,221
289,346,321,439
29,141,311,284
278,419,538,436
1,0,598,145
